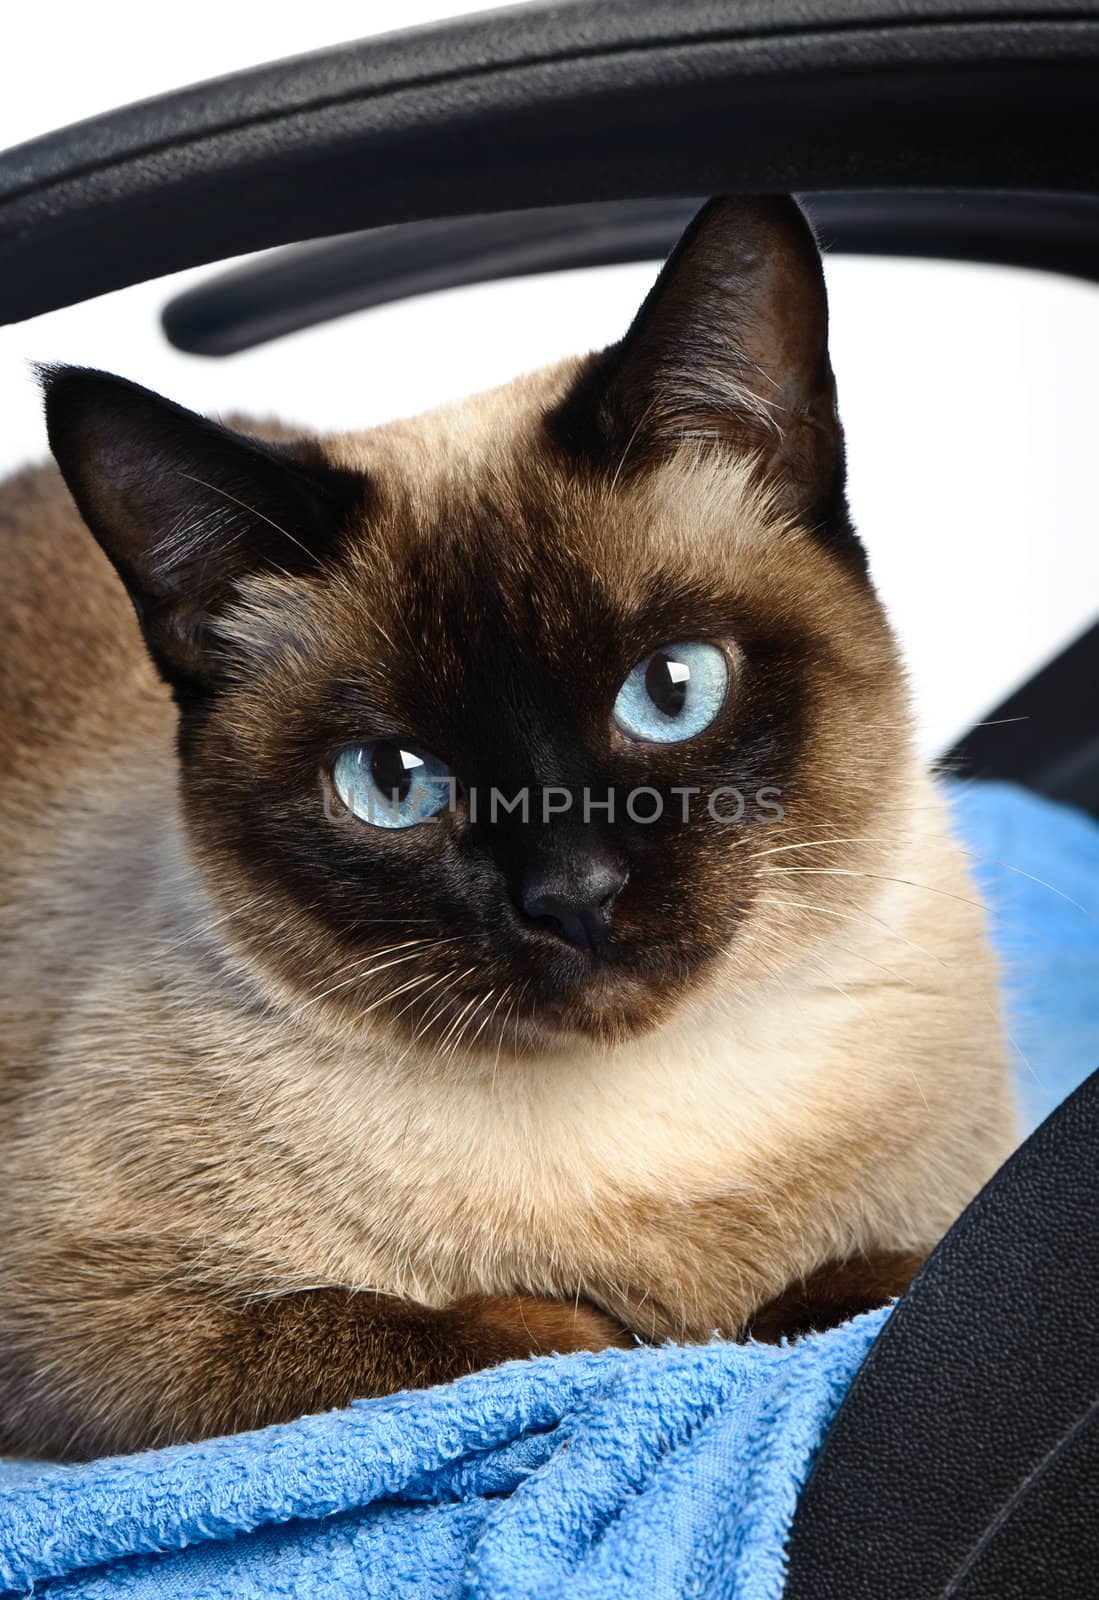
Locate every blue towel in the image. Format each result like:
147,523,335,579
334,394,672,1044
2,780,1097,1600
947,780,1099,1132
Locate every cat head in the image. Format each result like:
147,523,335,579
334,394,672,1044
43,197,910,1057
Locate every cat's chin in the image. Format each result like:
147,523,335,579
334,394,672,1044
354,945,706,1060
496,969,683,1057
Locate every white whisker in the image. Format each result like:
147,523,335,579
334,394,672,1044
754,895,948,968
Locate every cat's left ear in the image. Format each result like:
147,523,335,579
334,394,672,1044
549,196,843,517
42,366,361,698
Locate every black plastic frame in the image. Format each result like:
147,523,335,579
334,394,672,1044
161,191,1099,356
947,620,1099,817
2,1,1099,324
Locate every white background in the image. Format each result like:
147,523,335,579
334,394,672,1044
2,0,1097,755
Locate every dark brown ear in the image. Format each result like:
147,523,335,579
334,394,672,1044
41,366,361,699
550,196,844,519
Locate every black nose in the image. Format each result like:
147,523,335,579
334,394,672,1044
519,856,627,950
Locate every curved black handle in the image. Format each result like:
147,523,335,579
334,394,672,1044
161,199,699,355
3,0,1099,325
161,191,1099,355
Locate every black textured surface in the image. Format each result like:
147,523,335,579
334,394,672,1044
3,0,1099,322
947,619,1099,818
161,191,1099,355
785,1067,1099,1599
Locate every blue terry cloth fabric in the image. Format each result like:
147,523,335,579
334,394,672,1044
0,1318,886,1600
945,780,1099,1132
1,780,1096,1600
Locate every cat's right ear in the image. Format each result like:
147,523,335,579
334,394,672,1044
547,196,843,521
41,366,362,699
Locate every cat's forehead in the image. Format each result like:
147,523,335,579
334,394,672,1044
221,359,894,792
322,357,584,489
315,361,811,646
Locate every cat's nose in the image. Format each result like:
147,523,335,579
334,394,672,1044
518,856,627,950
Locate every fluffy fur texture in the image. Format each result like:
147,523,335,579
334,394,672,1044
0,198,1015,1460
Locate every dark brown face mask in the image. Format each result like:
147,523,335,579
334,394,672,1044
41,197,898,1055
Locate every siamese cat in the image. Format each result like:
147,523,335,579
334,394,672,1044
0,197,1015,1460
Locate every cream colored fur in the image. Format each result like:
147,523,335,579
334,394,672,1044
0,367,1017,1348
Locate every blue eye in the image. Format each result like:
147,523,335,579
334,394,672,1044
613,641,730,744
332,742,453,829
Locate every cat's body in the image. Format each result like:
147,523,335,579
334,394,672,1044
0,199,1015,1459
